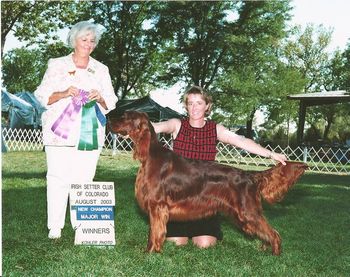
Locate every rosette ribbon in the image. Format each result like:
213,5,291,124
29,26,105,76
51,89,106,151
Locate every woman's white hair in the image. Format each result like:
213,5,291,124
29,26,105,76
67,21,104,48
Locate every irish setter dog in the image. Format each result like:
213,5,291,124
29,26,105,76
108,111,307,255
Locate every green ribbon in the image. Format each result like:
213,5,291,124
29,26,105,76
78,101,98,150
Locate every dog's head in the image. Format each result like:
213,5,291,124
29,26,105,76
259,161,308,204
108,111,153,162
275,161,308,184
108,110,150,138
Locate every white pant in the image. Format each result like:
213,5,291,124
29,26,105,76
45,146,101,230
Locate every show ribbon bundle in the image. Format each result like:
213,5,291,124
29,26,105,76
51,89,106,150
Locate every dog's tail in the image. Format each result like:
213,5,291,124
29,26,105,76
254,161,308,204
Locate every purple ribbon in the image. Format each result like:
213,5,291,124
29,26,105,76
51,90,89,139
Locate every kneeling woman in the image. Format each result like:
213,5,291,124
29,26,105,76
152,85,286,248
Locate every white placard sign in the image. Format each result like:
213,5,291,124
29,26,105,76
70,182,115,246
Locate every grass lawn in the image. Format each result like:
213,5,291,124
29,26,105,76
2,151,350,277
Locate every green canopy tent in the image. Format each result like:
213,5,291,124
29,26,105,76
108,95,184,122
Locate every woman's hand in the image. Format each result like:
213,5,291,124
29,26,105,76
64,86,79,98
88,89,103,103
89,89,108,109
48,86,78,105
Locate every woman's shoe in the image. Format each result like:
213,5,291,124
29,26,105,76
48,228,61,239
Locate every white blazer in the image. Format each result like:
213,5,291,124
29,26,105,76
34,53,118,147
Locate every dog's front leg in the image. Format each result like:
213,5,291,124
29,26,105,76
146,201,169,253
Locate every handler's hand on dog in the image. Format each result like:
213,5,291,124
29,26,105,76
271,152,287,165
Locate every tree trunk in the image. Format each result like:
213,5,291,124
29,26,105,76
246,108,256,139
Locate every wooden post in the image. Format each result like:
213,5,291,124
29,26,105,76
297,101,306,145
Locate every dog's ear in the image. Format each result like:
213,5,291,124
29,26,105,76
132,112,149,130
133,116,151,162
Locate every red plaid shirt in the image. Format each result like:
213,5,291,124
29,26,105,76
173,118,217,161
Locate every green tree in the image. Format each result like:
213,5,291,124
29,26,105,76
153,1,235,89
283,24,332,92
74,1,168,99
283,24,337,143
316,45,350,143
324,50,347,91
1,1,157,99
2,42,70,93
2,48,43,93
341,42,350,91
1,1,79,57
282,25,350,144
318,50,348,141
212,0,295,140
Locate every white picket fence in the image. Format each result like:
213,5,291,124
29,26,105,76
2,128,350,175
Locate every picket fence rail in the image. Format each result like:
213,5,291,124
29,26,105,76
2,128,349,175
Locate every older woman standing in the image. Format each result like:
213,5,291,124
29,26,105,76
152,85,287,249
35,21,118,239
